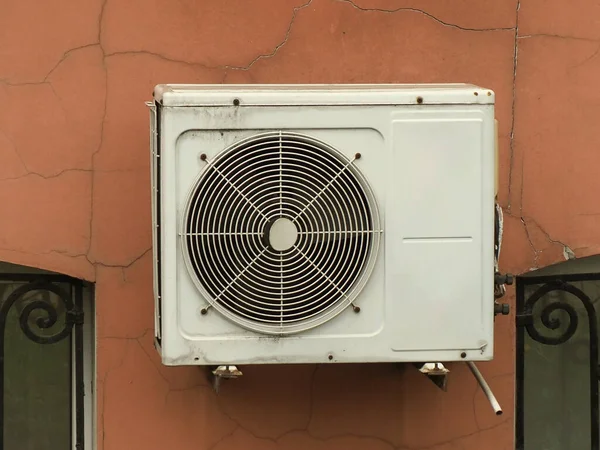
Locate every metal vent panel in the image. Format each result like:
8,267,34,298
181,131,381,334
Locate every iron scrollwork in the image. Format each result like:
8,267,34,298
0,278,85,450
519,281,597,346
516,279,599,450
0,281,81,345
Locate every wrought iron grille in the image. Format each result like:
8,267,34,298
516,272,600,450
0,273,86,450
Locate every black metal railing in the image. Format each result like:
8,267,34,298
0,274,85,450
516,273,600,450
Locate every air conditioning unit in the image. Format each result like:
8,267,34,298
148,84,497,367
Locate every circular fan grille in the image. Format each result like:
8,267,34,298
182,131,381,334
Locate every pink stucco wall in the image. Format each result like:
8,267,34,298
1,0,599,448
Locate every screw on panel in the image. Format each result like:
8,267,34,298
328,354,333,361
200,305,211,315
233,98,240,106
200,153,207,161
487,91,492,96
354,153,362,160
352,304,361,313
460,352,467,359
416,96,423,104
474,92,479,96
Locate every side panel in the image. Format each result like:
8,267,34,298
386,107,495,357
148,102,162,343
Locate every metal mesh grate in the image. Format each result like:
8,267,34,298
182,131,381,334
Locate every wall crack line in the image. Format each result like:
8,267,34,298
518,33,600,42
105,0,313,72
507,0,520,213
93,247,152,269
337,0,515,32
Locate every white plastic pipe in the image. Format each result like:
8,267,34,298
466,361,503,416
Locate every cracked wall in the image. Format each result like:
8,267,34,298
1,0,597,448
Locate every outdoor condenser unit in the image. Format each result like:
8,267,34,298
148,84,498,368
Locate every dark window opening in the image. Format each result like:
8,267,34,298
0,263,94,450
516,255,600,450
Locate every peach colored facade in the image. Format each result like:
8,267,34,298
1,0,597,448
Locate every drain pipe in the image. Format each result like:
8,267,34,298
466,361,503,415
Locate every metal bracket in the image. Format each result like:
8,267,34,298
209,365,243,394
66,308,85,326
515,312,533,327
413,362,450,392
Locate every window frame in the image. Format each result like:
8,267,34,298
72,283,95,450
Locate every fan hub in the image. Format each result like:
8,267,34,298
268,217,298,251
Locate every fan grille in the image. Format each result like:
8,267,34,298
182,131,381,334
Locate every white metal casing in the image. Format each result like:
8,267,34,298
149,84,496,366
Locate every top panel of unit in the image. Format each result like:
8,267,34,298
153,84,495,107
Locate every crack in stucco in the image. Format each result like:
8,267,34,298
88,0,109,272
306,364,318,429
208,364,396,448
0,246,92,261
206,427,240,450
101,328,151,341
569,41,600,70
0,79,47,87
414,421,508,450
0,129,29,173
520,216,575,269
87,103,105,270
523,218,540,268
0,34,144,278
0,43,103,182
308,430,397,449
83,0,108,277
0,41,103,270
93,247,151,269
101,0,518,79
104,49,215,70
213,380,309,442
0,167,93,182
134,336,172,388
0,45,99,89
213,400,275,442
471,378,482,431
226,0,314,71
504,207,578,270
99,339,131,450
104,0,314,72
507,0,520,213
213,425,399,449
100,331,510,450
98,0,108,48
337,0,515,32
44,43,100,81
133,329,210,396
0,167,147,183
529,218,576,261
518,33,600,42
